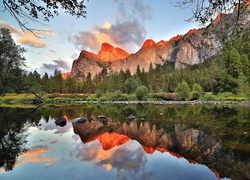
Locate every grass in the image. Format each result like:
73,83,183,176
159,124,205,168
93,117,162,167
0,92,249,107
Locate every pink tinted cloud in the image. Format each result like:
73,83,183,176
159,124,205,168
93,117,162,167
0,20,55,48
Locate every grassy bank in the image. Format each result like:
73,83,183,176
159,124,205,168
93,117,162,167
0,92,248,106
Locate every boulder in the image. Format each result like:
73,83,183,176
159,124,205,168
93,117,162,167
126,115,136,121
55,117,67,127
71,117,87,124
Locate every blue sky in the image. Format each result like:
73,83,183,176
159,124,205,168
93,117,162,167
0,0,198,75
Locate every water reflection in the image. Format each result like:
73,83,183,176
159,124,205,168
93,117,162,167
0,104,249,180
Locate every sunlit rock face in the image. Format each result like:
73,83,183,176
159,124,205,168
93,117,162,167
70,50,108,78
70,4,250,77
141,39,156,48
97,43,130,63
61,72,70,79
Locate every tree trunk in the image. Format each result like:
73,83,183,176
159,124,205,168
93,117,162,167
31,91,44,104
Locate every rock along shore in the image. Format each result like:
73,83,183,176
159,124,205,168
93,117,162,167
50,100,250,106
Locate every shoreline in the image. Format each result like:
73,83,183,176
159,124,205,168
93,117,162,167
49,100,250,106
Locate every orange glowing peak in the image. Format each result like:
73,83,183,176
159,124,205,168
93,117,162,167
61,72,70,80
63,115,71,122
187,29,199,35
141,145,156,154
187,159,197,164
141,39,156,48
156,40,168,46
210,168,221,179
168,34,184,43
169,151,183,159
156,147,169,153
97,43,129,63
98,132,130,150
100,43,115,52
213,13,222,23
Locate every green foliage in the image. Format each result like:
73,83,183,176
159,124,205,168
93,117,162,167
112,90,122,101
201,94,218,101
175,81,190,100
236,73,250,97
124,78,140,94
135,85,149,100
149,93,176,101
190,83,204,100
0,28,26,96
95,90,103,98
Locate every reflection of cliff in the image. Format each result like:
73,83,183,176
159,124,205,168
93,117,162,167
73,120,250,180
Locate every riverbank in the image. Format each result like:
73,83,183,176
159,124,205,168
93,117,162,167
0,93,249,107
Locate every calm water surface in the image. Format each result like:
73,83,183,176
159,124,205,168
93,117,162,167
0,104,249,180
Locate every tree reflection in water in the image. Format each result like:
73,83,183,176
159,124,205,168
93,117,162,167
0,104,249,179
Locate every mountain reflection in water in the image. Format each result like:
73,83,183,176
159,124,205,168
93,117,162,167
0,104,249,180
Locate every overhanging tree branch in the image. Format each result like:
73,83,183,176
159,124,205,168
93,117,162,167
1,0,88,35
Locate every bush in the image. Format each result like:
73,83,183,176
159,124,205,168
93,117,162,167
112,90,122,101
135,85,149,100
128,94,137,100
175,81,190,100
150,93,175,101
190,83,204,100
201,94,218,101
124,78,140,94
190,91,201,100
95,90,103,98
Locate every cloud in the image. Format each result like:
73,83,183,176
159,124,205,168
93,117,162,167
36,49,57,57
73,19,146,53
0,20,55,48
18,37,49,47
49,50,57,54
0,20,22,36
39,59,71,76
113,0,152,21
43,59,71,71
15,146,58,167
73,140,154,179
71,0,151,53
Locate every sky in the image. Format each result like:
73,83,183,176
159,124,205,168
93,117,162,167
0,0,198,76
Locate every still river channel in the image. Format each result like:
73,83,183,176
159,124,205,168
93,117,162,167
0,104,249,180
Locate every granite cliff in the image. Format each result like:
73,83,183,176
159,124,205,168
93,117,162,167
70,5,250,78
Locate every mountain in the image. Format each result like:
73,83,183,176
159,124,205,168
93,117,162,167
70,5,250,78
97,43,130,62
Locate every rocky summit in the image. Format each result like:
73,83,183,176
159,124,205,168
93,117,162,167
70,5,250,78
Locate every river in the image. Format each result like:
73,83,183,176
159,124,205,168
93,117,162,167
0,104,249,180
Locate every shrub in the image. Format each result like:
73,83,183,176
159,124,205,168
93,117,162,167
175,81,190,100
135,85,149,100
124,78,140,94
112,90,122,101
190,83,204,100
95,90,103,98
201,94,218,101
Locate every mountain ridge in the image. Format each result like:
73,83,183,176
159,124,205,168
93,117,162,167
69,5,250,78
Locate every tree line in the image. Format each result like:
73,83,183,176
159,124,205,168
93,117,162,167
1,27,250,100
